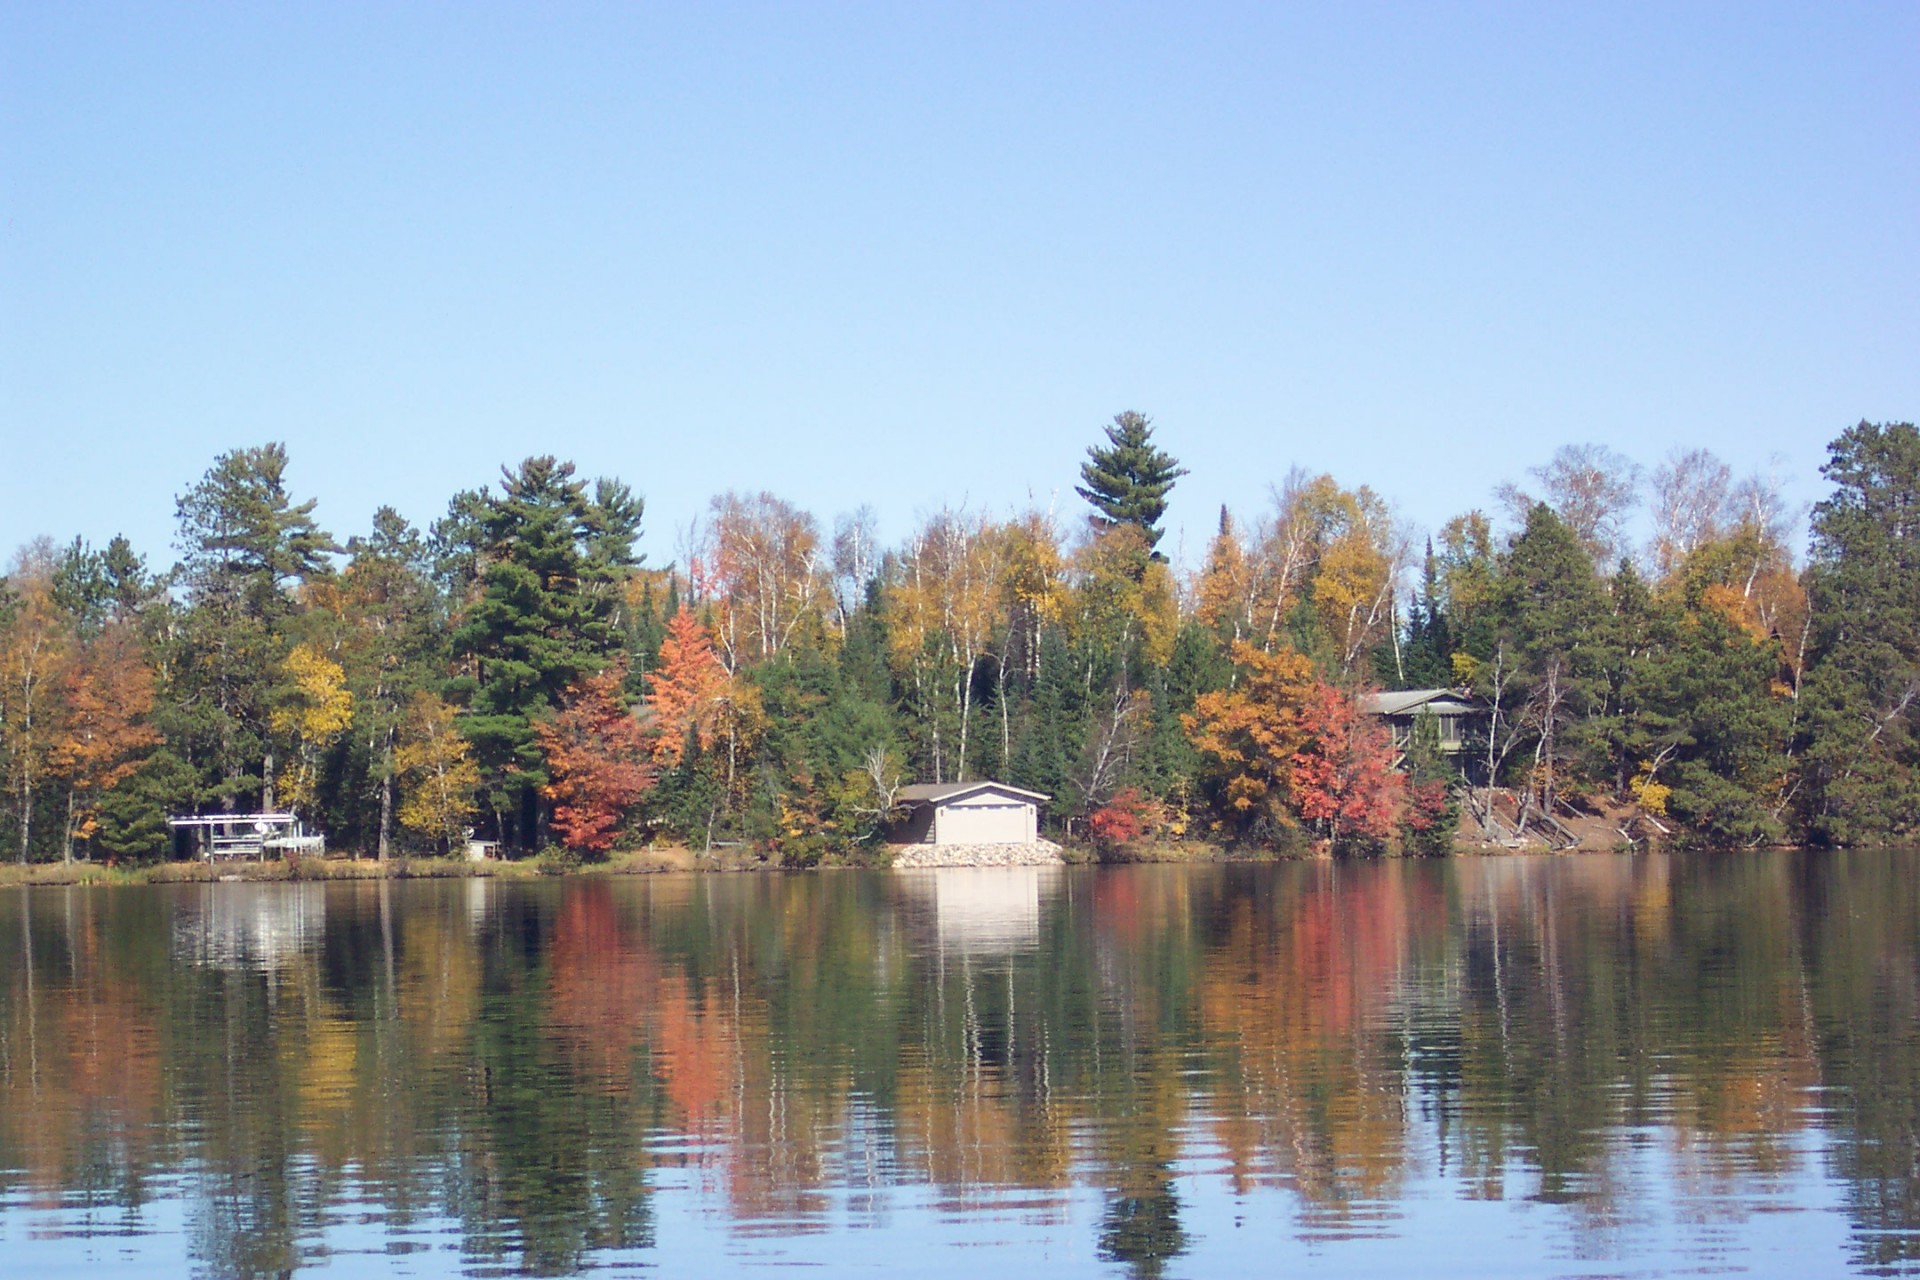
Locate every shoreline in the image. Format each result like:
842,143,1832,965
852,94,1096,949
0,839,1834,887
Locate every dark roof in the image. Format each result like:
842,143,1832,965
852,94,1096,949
1362,689,1483,717
897,781,1050,806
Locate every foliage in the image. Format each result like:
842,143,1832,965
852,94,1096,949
50,623,161,858
1076,411,1189,558
533,664,654,856
0,422,1898,859
1798,422,1920,843
1088,786,1151,857
1184,641,1316,840
1290,682,1405,852
644,606,732,767
394,692,481,853
269,642,354,812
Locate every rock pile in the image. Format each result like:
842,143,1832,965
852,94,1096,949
890,841,1065,869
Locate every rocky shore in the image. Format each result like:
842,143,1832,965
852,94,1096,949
889,841,1066,869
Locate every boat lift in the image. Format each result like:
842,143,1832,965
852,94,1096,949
167,813,326,861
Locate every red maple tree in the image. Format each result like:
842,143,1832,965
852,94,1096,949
1289,681,1404,851
533,663,654,854
1088,786,1150,855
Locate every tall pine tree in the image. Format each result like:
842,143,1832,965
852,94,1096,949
1076,412,1188,560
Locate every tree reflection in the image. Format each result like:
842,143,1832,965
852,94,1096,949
2,856,1920,1276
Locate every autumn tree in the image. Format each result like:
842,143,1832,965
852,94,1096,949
533,664,654,856
49,624,160,861
1088,786,1152,858
1290,682,1405,852
0,544,71,861
1307,484,1404,674
885,510,1007,783
268,642,354,815
1069,523,1180,673
1434,511,1499,672
644,606,733,768
1184,641,1317,841
699,490,826,668
394,692,481,853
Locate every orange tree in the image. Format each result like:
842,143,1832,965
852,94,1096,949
533,663,653,856
1183,640,1316,842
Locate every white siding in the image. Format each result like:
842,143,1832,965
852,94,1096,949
935,799,1033,845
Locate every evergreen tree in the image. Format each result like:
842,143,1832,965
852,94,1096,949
1397,538,1455,688
448,457,642,850
337,507,443,858
1799,421,1920,842
1076,412,1188,559
170,443,335,811
1487,504,1608,818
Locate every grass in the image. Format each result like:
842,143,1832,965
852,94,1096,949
0,843,747,887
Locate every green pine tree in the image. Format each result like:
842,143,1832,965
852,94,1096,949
1799,421,1920,843
447,457,643,851
1075,412,1189,559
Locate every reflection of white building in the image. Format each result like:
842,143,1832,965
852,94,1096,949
171,883,327,969
899,866,1062,956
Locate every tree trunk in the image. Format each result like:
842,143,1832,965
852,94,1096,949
17,767,31,864
377,727,394,862
262,750,276,814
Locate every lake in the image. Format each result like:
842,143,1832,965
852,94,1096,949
2,853,1916,1278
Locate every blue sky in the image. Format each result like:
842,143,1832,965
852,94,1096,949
3,2,1915,571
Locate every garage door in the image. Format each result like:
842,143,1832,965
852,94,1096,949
937,801,1030,845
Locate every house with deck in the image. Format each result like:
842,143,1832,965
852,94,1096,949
1361,689,1486,758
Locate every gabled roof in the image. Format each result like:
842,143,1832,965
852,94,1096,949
898,781,1050,806
1362,689,1483,717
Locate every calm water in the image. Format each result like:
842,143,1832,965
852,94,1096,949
2,854,1917,1278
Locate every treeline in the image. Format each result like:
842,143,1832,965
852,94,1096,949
0,416,1912,863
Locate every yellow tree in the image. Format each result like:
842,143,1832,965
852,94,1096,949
1068,524,1179,669
1000,508,1067,683
1244,471,1348,652
885,510,1007,782
1670,471,1811,695
699,491,827,669
1309,485,1403,673
1194,507,1252,643
0,543,71,862
394,692,480,852
270,642,354,814
1184,641,1317,835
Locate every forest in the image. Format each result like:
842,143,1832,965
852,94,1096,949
0,415,1913,864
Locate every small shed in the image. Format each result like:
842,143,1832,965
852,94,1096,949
1361,689,1486,756
890,781,1048,846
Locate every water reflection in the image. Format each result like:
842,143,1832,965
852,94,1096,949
1,855,1917,1277
898,865,1060,955
170,881,328,969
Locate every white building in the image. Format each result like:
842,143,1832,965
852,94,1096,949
890,781,1048,845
